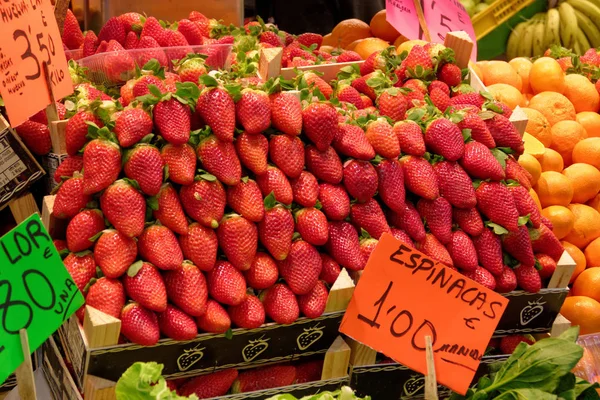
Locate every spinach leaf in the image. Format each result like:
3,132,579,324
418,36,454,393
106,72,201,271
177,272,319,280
494,388,557,400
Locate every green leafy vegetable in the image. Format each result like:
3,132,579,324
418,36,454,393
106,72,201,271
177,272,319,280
115,362,198,400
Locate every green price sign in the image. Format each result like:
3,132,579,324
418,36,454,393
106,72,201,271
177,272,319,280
0,214,84,384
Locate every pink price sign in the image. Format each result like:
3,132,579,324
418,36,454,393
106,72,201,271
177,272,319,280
424,0,477,61
385,0,420,41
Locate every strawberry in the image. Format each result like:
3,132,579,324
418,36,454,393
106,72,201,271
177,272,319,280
260,31,283,46
228,295,265,329
509,185,541,228
399,155,439,200
225,179,263,222
278,240,322,295
269,134,304,179
233,365,297,393
120,303,160,346
387,201,426,242
153,98,191,145
290,171,319,207
236,88,272,134
460,141,505,180
500,335,534,354
135,36,169,67
15,121,51,155
337,50,362,62
197,300,231,334
514,264,542,293
296,207,329,246
99,17,126,45
451,93,485,108
138,225,183,270
164,262,208,316
245,252,278,290
343,160,378,203
446,230,478,271
320,254,341,284
94,229,137,278
259,199,295,260
472,228,504,276
457,113,496,149
417,197,453,244
66,209,104,252
302,102,338,151
82,138,121,195
53,177,91,219
178,223,218,272
361,50,387,75
390,228,414,246
207,261,246,306
351,73,377,100
492,101,513,117
433,161,477,209
179,176,226,228
304,72,332,99
196,87,235,142
85,277,126,319
297,32,322,47
351,199,391,239
82,30,99,56
361,237,379,262
235,132,269,176
505,157,533,190
415,234,453,267
104,40,135,82
428,80,450,95
298,280,328,319
429,87,452,112
163,30,192,61
485,114,524,155
541,216,554,231
256,166,294,205
114,108,153,148
476,182,520,232
336,84,363,109
402,46,433,78
62,9,84,49
152,184,188,235
124,31,138,49
437,63,462,87
261,283,300,325
326,221,365,271
270,92,302,135
453,208,484,237
318,183,350,221
100,180,146,238
175,55,208,83
134,77,165,99
160,143,196,185
123,144,164,196
217,214,258,271
462,266,496,290
179,369,239,399
197,134,241,186
531,224,563,261
63,252,96,292
305,145,343,184
424,118,464,161
365,118,400,159
360,94,374,108
124,261,167,312
177,19,203,45
495,265,518,293
333,123,375,160
66,111,103,156
118,12,143,33
377,88,408,122
536,253,556,280
392,120,425,156
158,304,197,340
54,155,83,183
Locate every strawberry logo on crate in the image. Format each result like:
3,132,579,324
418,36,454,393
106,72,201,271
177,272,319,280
520,297,546,326
403,374,425,396
177,344,206,371
242,335,270,362
296,323,324,350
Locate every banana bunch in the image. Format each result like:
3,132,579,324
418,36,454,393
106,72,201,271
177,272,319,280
506,0,600,59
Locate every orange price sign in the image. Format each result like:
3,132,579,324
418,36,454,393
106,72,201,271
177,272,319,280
0,0,73,126
340,234,509,395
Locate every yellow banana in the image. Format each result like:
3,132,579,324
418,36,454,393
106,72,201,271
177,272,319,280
507,21,529,60
559,2,578,49
545,8,561,49
567,0,600,32
518,19,535,58
533,13,547,56
574,8,600,47
575,26,591,54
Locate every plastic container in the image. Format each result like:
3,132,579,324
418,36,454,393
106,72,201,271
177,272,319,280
472,0,535,39
573,333,600,385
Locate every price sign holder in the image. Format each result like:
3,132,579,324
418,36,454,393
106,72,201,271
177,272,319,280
424,336,437,400
15,329,37,400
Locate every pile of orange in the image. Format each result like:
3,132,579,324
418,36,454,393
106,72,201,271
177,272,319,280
477,57,600,334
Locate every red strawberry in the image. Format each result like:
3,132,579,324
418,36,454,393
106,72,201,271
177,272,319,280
228,295,265,329
235,132,269,176
318,183,350,221
360,94,374,108
158,304,197,340
297,32,322,47
502,225,535,267
430,88,452,112
120,303,160,346
433,161,477,209
118,12,143,33
298,280,328,319
500,335,534,354
99,17,126,45
217,215,258,271
446,230,478,271
393,120,425,156
495,265,518,293
399,155,439,200
124,31,138,49
177,19,203,45
82,138,121,195
505,157,533,190
100,180,146,238
424,118,464,161
342,159,378,203
160,143,196,185
197,300,231,333
302,102,338,151
124,261,167,312
457,113,496,149
179,369,239,399
270,92,302,135
66,209,104,252
94,229,137,278
320,254,341,285
196,87,235,142
326,221,365,271
66,111,103,156
514,264,542,293
138,225,183,270
429,80,450,95
333,123,375,160
179,223,218,271
351,73,377,100
305,145,343,184
114,108,153,148
207,261,246,306
104,40,135,81
361,50,387,75
472,228,504,276
165,262,208,316
85,277,126,319
245,252,278,290
531,224,563,261
152,184,188,235
260,31,283,46
63,252,96,292
175,55,208,83
361,237,379,262
304,72,332,99
53,177,91,219
179,176,226,228
509,185,541,228
387,201,426,242
233,365,296,393
450,93,485,108
476,182,520,232
460,141,505,180
337,50,362,62
62,9,84,49
15,121,51,155
226,179,264,222
54,155,83,183
256,166,294,205
351,199,391,239
462,266,496,290
536,253,557,280
290,171,319,207
269,134,304,179
258,200,294,260
123,144,163,196
236,88,272,134
453,208,484,237
415,234,453,267
82,30,99,56
140,16,164,41
438,63,462,86
378,88,408,122
390,228,414,246
261,283,300,325
402,46,433,78
197,134,241,186
417,197,453,244
485,114,524,155
336,84,363,109
135,36,169,67
296,207,329,246
278,241,322,295
365,118,400,159
153,98,191,145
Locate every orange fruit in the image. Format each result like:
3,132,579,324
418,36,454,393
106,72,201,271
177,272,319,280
529,189,542,211
562,163,600,203
537,148,564,172
576,111,600,138
560,296,600,334
584,237,600,268
486,83,525,109
346,38,366,51
541,205,575,239
529,57,566,94
520,107,552,147
528,92,576,126
588,194,600,213
518,153,542,185
550,120,587,165
508,57,533,94
331,19,372,49
534,171,574,208
573,137,600,169
573,268,600,303
370,10,400,42
564,204,600,249
470,62,483,81
480,60,522,92
393,34,408,47
321,33,336,48
563,74,600,113
319,45,335,54
354,37,389,59
563,241,588,283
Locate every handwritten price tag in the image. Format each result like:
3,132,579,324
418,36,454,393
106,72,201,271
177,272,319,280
424,0,477,61
0,0,73,126
340,234,508,394
385,0,420,41
0,214,84,384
